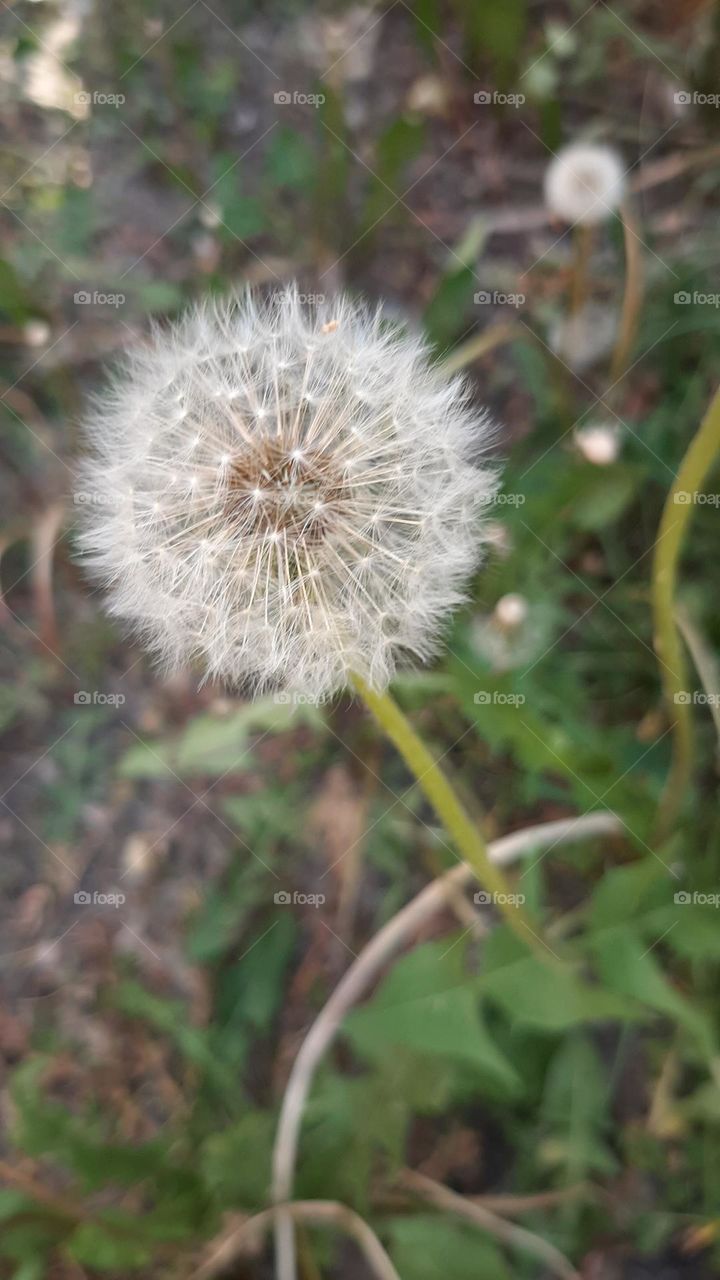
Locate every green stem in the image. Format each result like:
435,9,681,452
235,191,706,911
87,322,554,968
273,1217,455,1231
440,322,519,377
652,386,720,837
351,672,554,961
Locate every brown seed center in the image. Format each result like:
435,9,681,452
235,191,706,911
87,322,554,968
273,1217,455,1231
225,440,346,545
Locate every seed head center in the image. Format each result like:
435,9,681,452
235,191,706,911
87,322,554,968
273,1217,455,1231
226,439,346,546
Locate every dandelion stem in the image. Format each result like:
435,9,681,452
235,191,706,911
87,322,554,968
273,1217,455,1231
441,322,519,377
569,224,594,315
609,201,643,385
350,672,554,960
652,385,720,837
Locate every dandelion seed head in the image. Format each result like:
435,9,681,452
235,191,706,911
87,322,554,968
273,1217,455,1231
77,286,498,697
544,142,625,226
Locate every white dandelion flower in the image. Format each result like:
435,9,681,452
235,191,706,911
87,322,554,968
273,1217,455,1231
544,142,625,225
77,286,498,699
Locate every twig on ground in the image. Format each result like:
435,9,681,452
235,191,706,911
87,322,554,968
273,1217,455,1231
397,1168,581,1280
194,1200,401,1280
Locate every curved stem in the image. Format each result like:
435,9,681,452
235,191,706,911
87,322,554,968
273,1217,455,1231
351,673,552,958
198,1201,400,1280
271,813,621,1280
652,385,720,837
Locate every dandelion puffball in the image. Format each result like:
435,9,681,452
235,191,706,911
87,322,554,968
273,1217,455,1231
77,287,498,699
544,142,625,225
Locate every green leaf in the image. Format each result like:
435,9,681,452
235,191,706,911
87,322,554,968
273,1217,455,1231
345,940,521,1093
387,1215,512,1280
0,1190,33,1222
566,464,639,531
119,697,324,779
265,127,316,189
423,265,477,350
539,1036,618,1181
480,929,642,1030
216,912,295,1033
590,931,717,1058
111,982,236,1093
200,1110,275,1208
65,1222,152,1270
0,259,32,322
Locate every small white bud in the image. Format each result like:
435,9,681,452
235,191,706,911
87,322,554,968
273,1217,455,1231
493,593,528,630
574,424,620,466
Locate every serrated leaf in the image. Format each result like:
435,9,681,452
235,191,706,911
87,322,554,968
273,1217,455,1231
345,940,521,1092
590,930,717,1058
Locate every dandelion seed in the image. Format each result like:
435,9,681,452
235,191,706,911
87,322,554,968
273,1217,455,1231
77,286,498,697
